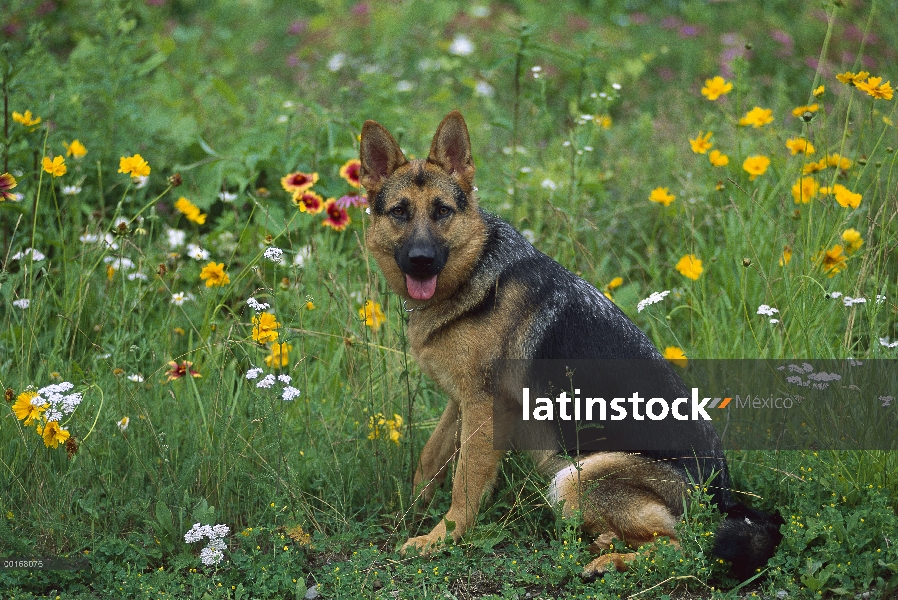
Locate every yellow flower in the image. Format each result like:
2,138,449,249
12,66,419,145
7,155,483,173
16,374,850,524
252,312,280,343
813,85,825,97
199,261,230,287
174,197,207,225
708,150,729,167
802,158,827,174
264,342,292,368
37,421,70,449
825,153,853,170
816,244,847,277
607,277,623,290
742,155,770,180
648,187,675,207
689,131,713,154
118,154,151,178
855,76,893,100
791,177,819,204
359,300,386,331
593,115,612,129
12,110,41,127
13,391,46,426
738,107,774,128
785,138,815,155
779,246,793,266
830,184,862,209
701,76,733,101
841,228,863,254
305,301,316,310
675,254,704,280
63,140,87,158
42,156,67,177
791,103,819,117
836,71,869,87
663,346,688,368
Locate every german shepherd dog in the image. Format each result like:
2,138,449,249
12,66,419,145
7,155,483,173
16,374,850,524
360,110,782,579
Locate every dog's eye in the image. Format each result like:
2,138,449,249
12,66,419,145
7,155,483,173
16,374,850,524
435,205,453,218
390,205,406,218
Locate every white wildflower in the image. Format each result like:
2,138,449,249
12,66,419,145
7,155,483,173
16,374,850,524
13,298,30,309
171,292,194,306
256,374,276,388
187,243,210,261
246,297,271,312
449,34,474,56
12,248,46,261
167,228,186,248
327,52,346,71
282,386,301,401
245,367,264,380
263,247,284,263
637,290,670,313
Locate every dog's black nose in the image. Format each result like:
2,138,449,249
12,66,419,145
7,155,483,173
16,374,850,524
408,245,435,269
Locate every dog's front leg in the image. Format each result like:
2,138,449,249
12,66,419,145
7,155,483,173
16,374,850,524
401,398,501,554
412,399,460,504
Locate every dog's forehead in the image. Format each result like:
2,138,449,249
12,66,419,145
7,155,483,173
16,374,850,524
380,160,460,202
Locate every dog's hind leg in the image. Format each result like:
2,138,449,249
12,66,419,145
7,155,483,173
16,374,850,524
550,454,682,576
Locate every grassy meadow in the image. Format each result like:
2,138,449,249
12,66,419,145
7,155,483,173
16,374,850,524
2,0,898,597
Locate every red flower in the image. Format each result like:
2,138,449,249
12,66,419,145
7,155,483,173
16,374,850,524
0,172,17,201
280,171,318,194
339,159,361,188
322,199,351,231
292,190,324,214
166,361,202,381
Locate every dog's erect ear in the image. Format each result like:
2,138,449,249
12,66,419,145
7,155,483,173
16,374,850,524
360,120,407,192
427,110,475,188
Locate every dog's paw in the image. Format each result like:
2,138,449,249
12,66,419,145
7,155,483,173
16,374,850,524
399,533,445,556
581,552,636,580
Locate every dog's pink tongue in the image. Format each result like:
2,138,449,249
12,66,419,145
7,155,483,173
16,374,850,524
406,275,438,300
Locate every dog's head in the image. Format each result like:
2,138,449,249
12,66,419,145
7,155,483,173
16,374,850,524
360,111,488,303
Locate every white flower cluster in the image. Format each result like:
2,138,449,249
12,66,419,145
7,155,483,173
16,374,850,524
879,338,898,349
757,304,780,323
184,523,230,566
757,304,779,316
13,298,30,309
32,382,82,423
187,243,210,261
12,247,46,261
245,368,300,401
263,247,284,263
246,297,271,312
637,290,670,313
781,363,841,389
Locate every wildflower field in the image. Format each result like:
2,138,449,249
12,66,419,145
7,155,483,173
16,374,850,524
2,0,898,598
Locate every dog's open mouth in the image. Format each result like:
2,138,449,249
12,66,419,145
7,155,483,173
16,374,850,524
406,274,438,301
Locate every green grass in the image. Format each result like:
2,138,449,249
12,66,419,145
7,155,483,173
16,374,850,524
2,0,898,598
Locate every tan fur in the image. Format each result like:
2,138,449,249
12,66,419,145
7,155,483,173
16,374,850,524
361,111,687,572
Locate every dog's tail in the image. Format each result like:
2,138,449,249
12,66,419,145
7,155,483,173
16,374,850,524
712,502,784,581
